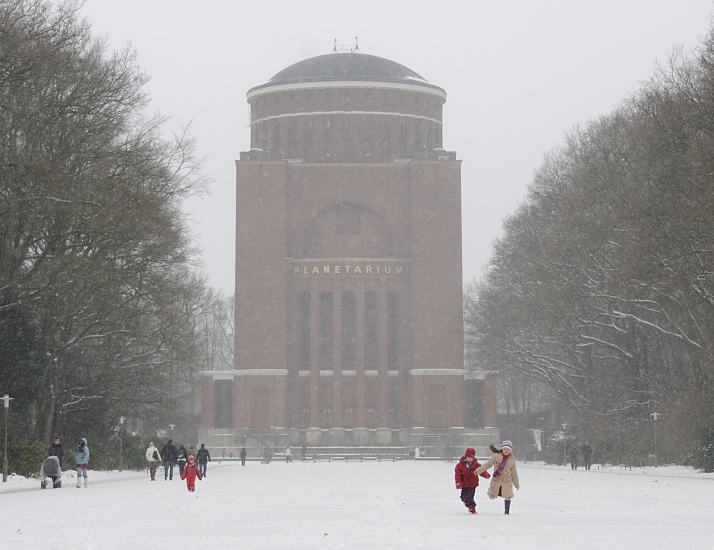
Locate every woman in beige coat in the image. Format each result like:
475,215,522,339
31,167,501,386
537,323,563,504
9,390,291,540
476,440,520,514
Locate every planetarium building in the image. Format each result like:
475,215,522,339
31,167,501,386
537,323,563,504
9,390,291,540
199,51,497,456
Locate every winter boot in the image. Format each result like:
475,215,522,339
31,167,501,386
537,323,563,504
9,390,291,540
468,506,477,514
76,480,81,488
83,477,88,488
504,500,511,515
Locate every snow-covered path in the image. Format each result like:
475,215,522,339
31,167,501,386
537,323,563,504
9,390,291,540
2,461,713,549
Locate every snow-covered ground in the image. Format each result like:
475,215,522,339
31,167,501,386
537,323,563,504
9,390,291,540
2,461,713,549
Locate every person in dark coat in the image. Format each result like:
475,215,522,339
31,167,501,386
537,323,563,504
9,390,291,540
454,447,491,514
196,443,211,477
239,448,247,466
48,436,65,467
161,439,178,480
581,442,593,471
568,442,579,470
176,445,188,476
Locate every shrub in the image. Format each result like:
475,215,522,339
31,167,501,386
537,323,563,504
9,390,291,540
694,428,714,473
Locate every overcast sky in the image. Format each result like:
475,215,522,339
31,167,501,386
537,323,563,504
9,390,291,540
80,0,712,295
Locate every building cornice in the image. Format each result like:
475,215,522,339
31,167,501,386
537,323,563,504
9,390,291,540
247,80,447,101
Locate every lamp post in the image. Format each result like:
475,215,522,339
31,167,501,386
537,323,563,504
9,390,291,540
3,394,13,482
650,412,660,467
118,416,126,472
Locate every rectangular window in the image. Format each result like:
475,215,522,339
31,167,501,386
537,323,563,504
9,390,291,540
387,291,397,369
341,291,356,369
319,291,333,368
298,291,310,370
364,291,378,370
214,380,234,428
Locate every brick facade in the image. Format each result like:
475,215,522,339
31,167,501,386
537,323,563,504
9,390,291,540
203,53,470,433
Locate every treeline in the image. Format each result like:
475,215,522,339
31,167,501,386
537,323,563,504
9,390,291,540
0,0,231,459
468,26,714,466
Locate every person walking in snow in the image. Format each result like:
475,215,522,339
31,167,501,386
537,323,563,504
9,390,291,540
581,442,593,471
454,447,491,514
240,448,247,466
476,440,520,515
196,443,211,477
145,441,162,481
177,445,188,476
285,445,293,463
74,438,90,488
161,439,178,480
180,455,202,492
48,436,65,467
568,442,579,470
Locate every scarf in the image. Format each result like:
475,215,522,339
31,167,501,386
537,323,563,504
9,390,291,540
493,453,509,478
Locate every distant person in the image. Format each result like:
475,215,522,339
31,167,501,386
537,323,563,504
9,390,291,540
240,448,247,466
74,437,90,488
161,439,178,480
196,443,211,477
176,445,188,476
145,441,162,481
568,442,579,471
582,443,593,471
301,444,306,461
454,447,490,514
285,445,293,463
180,455,202,492
221,448,226,460
476,441,520,515
414,447,421,460
48,436,65,467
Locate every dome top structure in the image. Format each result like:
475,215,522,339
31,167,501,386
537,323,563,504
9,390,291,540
248,52,445,96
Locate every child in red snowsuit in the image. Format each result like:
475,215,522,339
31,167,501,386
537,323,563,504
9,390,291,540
455,447,490,514
180,455,202,492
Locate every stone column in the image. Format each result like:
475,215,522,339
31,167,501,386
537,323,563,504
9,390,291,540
378,290,389,427
309,287,319,427
332,289,342,427
355,285,366,426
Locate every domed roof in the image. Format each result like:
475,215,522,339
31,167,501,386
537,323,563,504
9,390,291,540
248,52,444,95
270,53,427,84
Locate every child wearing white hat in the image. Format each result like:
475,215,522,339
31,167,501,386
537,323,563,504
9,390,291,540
476,440,520,514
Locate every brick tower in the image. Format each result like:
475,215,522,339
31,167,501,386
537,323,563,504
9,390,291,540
200,52,498,454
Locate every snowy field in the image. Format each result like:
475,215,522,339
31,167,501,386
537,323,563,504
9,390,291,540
2,461,714,550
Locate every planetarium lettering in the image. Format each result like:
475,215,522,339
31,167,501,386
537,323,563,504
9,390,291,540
292,263,406,276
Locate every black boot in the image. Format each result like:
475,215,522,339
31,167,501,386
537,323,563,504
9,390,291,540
504,500,511,515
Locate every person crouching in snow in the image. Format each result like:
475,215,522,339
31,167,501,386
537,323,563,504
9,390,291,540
476,440,520,515
455,447,490,514
180,455,202,492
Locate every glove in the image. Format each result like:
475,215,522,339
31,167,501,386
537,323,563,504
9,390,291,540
482,471,491,479
456,484,462,490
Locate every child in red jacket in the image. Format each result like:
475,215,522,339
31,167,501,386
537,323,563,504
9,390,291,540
455,447,490,514
180,455,202,492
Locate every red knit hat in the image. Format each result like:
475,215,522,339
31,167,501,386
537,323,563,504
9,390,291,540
465,448,476,457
